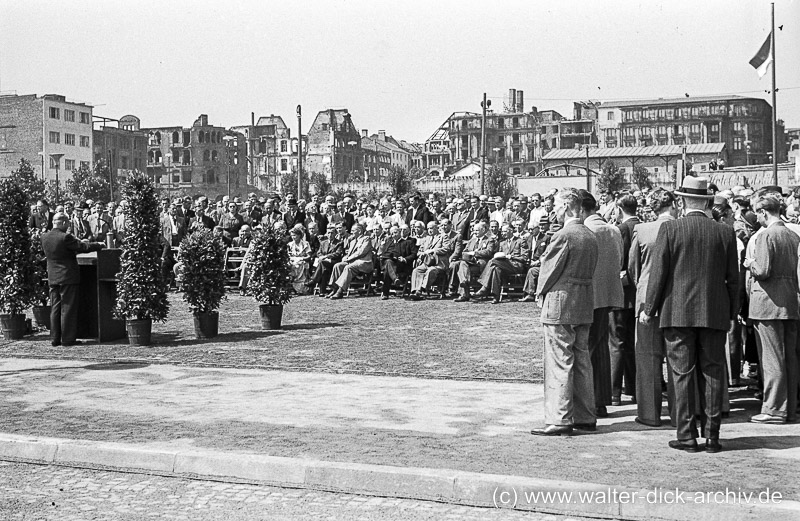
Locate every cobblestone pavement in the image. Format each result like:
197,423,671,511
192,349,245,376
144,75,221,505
0,461,587,521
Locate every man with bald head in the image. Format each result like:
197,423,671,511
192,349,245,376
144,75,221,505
41,212,105,347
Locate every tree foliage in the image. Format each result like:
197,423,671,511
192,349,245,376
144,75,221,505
178,229,226,314
0,178,39,315
596,160,626,194
113,173,170,321
631,165,653,191
309,172,331,197
29,228,49,306
280,170,310,200
246,227,293,306
9,159,45,206
484,164,518,199
64,161,117,203
386,166,411,198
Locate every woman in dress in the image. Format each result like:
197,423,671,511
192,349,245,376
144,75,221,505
287,225,311,294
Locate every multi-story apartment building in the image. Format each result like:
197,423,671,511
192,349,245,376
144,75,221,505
305,109,361,183
360,130,392,181
93,114,148,184
597,95,783,167
231,114,300,192
786,127,799,165
143,114,247,196
0,93,93,182
422,125,451,176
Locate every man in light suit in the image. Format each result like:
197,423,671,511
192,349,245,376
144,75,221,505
532,188,599,436
473,223,529,304
642,177,738,453
449,221,497,302
580,190,624,418
628,188,678,427
450,198,472,241
610,193,640,405
746,191,800,424
410,221,450,299
327,223,373,299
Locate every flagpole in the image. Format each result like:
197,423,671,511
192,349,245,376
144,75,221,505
771,2,778,185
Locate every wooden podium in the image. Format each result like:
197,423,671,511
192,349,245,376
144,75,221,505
76,250,127,341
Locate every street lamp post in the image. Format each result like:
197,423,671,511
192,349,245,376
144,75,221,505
49,153,64,204
745,140,752,166
297,105,302,201
222,135,236,200
479,93,490,196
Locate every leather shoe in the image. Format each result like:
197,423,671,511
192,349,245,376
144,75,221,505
668,439,700,453
445,292,459,299
329,292,344,300
531,425,573,436
62,340,84,347
611,396,622,406
410,292,424,301
393,279,404,289
573,423,597,431
491,298,501,304
750,413,786,424
518,295,535,303
474,288,489,298
381,295,390,300
704,439,722,453
51,340,61,347
635,417,661,427
454,296,470,302
595,406,608,418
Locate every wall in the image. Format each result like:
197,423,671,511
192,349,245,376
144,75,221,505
0,95,43,177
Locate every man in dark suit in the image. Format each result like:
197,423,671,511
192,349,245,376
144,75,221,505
380,225,418,299
404,193,434,227
519,217,551,302
532,188,599,436
283,197,307,229
41,213,105,347
29,199,55,231
610,193,640,405
307,222,346,295
160,204,187,247
642,177,739,453
746,191,800,424
474,223,529,304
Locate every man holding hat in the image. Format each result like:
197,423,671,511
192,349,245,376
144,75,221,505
641,177,739,453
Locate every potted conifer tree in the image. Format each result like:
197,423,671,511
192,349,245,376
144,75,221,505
246,227,292,329
30,228,51,329
113,173,169,345
0,178,38,339
178,228,226,338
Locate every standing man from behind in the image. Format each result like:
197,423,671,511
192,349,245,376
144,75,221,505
580,189,624,419
746,192,800,424
628,188,678,427
41,212,105,347
532,188,599,436
641,177,738,453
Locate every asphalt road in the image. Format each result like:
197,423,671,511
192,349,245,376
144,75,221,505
0,461,588,521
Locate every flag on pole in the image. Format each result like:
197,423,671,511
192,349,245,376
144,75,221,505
749,32,773,78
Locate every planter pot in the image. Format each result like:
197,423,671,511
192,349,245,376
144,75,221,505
0,314,27,340
32,305,51,330
193,311,219,339
259,304,283,330
126,319,153,346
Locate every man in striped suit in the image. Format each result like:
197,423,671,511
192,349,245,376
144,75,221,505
642,177,739,453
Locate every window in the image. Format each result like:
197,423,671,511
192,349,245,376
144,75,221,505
512,117,519,128
322,123,329,131
80,161,89,169
733,121,744,133
607,111,615,121
49,131,60,144
497,135,503,144
80,135,90,147
172,172,181,184
49,107,60,119
206,169,216,184
281,158,288,171
619,168,626,174
512,133,520,144
182,170,192,183
172,150,180,163
80,112,90,124
512,148,520,161
65,133,75,146
64,110,75,122
198,132,204,144
281,140,287,152
203,150,210,161
49,156,59,169
734,136,743,151
182,150,190,164
498,149,505,161
64,159,75,170
212,150,218,162
183,131,190,146
498,118,504,129
461,120,467,129
121,157,128,169
690,124,701,135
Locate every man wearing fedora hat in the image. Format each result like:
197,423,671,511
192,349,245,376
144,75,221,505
641,177,739,453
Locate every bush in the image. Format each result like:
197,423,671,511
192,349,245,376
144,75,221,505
246,227,293,306
9,158,45,206
29,228,49,307
0,179,38,315
178,229,226,314
113,173,169,321
597,160,626,194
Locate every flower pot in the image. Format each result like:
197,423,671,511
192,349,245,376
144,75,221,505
32,305,51,330
193,311,219,339
259,304,283,330
0,314,27,340
126,319,152,346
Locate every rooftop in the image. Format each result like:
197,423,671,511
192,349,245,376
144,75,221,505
601,95,763,109
542,143,726,161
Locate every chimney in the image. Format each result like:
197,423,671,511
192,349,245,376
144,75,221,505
362,129,368,138
378,130,386,141
508,89,516,112
516,90,524,112
251,112,255,126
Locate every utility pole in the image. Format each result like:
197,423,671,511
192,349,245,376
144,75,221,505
770,2,778,185
297,105,302,200
480,93,490,195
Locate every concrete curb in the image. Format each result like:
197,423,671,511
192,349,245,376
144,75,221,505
0,433,797,520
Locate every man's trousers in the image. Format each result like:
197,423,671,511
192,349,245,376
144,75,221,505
49,283,79,344
542,323,595,426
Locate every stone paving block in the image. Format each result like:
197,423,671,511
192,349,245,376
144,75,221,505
305,461,457,501
56,441,177,472
619,493,800,521
174,451,307,484
0,435,58,462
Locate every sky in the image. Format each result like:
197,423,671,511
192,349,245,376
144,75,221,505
1,0,799,142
